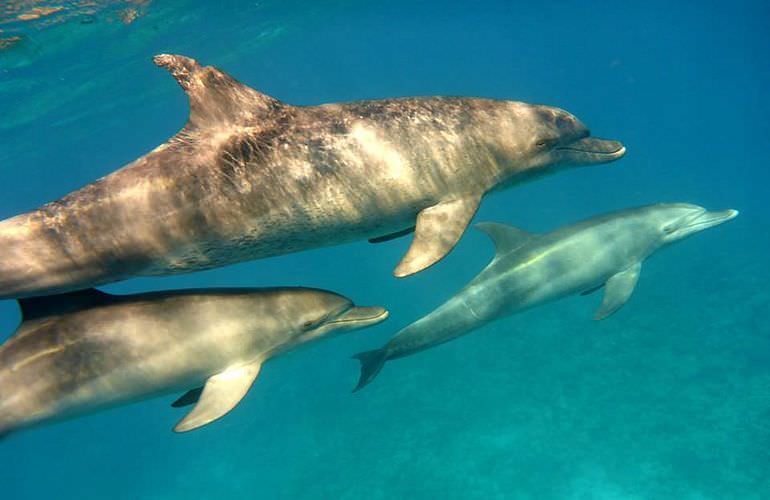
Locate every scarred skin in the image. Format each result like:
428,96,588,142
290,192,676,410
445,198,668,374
0,54,625,298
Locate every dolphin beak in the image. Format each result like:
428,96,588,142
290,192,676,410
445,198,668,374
328,306,389,329
686,208,739,231
555,137,626,165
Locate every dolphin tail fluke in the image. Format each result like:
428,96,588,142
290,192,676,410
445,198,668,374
352,349,388,392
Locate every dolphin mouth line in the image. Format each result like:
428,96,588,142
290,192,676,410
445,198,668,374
555,144,626,156
327,308,389,326
684,209,739,230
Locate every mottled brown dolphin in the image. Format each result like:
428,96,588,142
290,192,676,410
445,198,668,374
0,287,388,437
0,54,625,298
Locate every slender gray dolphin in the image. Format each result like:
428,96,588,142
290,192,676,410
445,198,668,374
353,203,738,390
0,54,625,299
0,287,388,436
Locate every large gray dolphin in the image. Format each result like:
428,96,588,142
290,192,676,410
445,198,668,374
353,203,738,390
0,54,625,299
0,287,387,436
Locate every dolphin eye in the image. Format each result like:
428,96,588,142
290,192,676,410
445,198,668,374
302,315,326,330
663,226,675,234
535,138,556,149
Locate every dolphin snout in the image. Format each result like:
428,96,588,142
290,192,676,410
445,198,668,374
330,306,389,328
555,137,626,165
691,208,739,229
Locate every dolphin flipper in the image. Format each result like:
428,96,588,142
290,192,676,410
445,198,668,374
173,360,262,433
594,262,641,320
352,349,388,392
393,195,481,277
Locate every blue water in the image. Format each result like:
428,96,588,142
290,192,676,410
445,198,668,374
1,1,768,498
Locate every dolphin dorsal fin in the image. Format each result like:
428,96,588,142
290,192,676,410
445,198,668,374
153,54,282,129
18,288,113,322
475,222,535,255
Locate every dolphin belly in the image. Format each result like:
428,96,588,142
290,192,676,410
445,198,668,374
0,213,135,299
0,326,209,434
0,300,240,434
138,207,420,276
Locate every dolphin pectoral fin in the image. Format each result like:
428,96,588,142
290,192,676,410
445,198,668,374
393,195,481,277
369,226,416,244
173,361,262,433
475,222,535,256
171,387,204,408
594,263,642,320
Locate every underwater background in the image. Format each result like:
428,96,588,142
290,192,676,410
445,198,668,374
0,1,768,498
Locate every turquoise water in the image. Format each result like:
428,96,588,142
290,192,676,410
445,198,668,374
1,1,768,498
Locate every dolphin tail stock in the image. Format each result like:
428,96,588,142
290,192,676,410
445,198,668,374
351,349,388,392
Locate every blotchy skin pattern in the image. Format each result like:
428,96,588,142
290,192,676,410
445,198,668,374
0,287,387,435
382,204,738,361
0,54,625,298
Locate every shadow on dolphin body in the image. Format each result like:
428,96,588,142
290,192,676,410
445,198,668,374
0,287,388,438
0,54,624,299
353,203,739,391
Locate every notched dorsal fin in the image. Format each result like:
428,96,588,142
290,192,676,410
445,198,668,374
153,54,281,129
18,288,113,322
475,222,534,255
